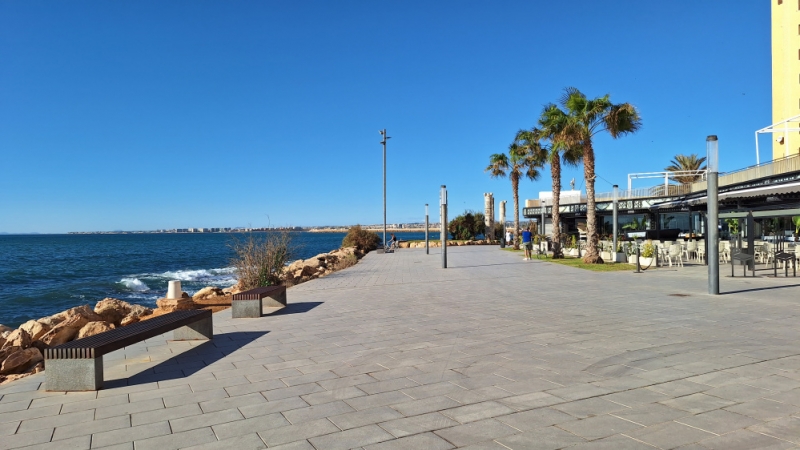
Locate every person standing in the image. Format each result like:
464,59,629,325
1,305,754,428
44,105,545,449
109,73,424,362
505,230,512,247
522,226,533,260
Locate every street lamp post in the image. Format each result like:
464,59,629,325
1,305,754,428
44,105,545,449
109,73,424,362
541,199,546,253
707,135,720,295
380,129,390,250
613,185,619,262
425,204,429,255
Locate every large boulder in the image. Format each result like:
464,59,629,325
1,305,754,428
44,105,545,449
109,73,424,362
119,304,152,326
155,297,194,313
2,329,31,350
37,310,95,347
0,325,13,334
51,305,101,324
0,348,42,375
19,320,52,342
94,298,133,325
193,287,225,301
77,321,115,339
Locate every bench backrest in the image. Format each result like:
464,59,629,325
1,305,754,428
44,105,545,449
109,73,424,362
45,309,211,359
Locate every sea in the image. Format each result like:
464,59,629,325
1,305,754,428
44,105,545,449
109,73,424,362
0,231,440,327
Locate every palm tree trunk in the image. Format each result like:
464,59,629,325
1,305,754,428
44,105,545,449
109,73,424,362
512,174,520,250
582,141,603,263
550,155,563,258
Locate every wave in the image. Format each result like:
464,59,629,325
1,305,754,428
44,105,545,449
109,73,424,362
119,278,150,292
141,267,238,287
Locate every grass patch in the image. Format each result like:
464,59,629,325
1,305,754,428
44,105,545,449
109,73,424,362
545,257,637,272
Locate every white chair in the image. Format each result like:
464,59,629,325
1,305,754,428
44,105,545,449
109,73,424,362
667,244,684,267
684,240,698,261
697,241,705,263
719,241,730,264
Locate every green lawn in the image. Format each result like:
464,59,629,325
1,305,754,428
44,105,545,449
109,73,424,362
502,247,637,272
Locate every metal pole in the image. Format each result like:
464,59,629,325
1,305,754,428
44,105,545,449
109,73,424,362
707,135,720,294
380,129,390,250
441,185,447,269
613,185,618,262
425,204,429,255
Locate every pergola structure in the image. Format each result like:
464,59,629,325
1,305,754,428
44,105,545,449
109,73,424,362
755,113,800,164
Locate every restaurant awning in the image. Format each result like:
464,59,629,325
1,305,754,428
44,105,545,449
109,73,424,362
650,181,800,211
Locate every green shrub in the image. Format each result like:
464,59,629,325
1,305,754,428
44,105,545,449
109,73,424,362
448,210,486,240
230,232,293,290
342,225,381,252
641,240,655,258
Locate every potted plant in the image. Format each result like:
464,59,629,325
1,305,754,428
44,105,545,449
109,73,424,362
639,240,655,268
626,242,638,265
567,235,579,256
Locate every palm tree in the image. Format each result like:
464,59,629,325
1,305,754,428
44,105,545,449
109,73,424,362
556,87,642,264
665,154,707,184
486,142,543,250
534,107,582,258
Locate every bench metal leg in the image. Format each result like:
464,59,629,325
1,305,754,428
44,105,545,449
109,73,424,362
46,357,103,391
174,316,213,340
232,299,262,318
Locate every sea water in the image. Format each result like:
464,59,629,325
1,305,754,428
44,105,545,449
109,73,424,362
0,231,440,327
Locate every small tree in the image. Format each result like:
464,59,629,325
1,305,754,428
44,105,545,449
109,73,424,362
342,225,381,252
448,210,486,240
230,232,293,290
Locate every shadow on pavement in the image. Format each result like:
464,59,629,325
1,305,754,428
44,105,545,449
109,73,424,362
108,330,268,387
723,283,800,295
269,301,323,315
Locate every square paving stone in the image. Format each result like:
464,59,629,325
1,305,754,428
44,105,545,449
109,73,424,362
258,417,340,447
363,431,454,450
441,401,515,423
567,434,659,450
329,406,404,430
556,414,644,440
703,383,773,402
181,433,267,450
748,416,800,444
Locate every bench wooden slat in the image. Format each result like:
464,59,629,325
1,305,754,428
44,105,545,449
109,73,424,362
46,310,211,359
232,286,285,301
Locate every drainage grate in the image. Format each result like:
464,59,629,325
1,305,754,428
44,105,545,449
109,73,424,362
668,293,691,297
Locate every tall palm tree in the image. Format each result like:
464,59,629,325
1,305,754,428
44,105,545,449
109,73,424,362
534,107,582,258
486,142,543,250
556,87,642,264
665,154,707,184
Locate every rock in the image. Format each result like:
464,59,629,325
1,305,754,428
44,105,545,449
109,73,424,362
193,286,224,301
38,311,94,347
77,321,116,339
0,347,42,375
19,320,52,342
155,298,194,313
51,305,101,324
94,298,132,324
0,325,12,334
2,329,31,350
399,241,410,248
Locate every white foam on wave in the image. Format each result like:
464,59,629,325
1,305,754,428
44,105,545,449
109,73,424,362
146,267,238,287
119,278,150,292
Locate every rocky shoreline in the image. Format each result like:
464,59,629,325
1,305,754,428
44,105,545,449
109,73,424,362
0,246,363,385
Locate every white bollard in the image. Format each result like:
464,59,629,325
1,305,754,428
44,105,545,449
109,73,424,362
167,280,182,299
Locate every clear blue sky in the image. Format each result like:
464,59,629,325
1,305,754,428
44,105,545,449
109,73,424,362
0,1,771,233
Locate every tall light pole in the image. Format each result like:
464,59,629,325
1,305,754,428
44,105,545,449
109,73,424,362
707,135,719,294
425,203,429,255
380,129,390,249
612,185,619,262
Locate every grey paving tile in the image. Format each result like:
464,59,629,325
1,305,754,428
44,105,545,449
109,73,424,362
567,434,658,450
263,440,315,450
390,395,462,417
552,397,629,419
329,406,404,430
496,407,577,432
546,384,613,401
211,412,291,441
496,425,587,449
170,407,244,432
698,429,795,450
498,391,563,411
345,390,413,411
128,384,192,403
400,381,466,400
363,431,454,450
703,383,773,402
52,415,130,441
433,418,518,447
0,428,54,450
647,380,709,397
440,400,515,424
60,394,130,414
556,414,644,440
300,386,367,405
90,421,172,448
676,408,761,434
281,400,354,424
12,435,90,450
162,388,229,408
198,392,266,413
263,383,325,402
131,403,203,426
238,396,309,419
182,432,267,449
257,417,340,447
660,392,736,414
0,405,60,424
95,397,165,420
307,424,395,450
377,411,458,438
725,398,800,420
610,402,689,426
134,427,217,450
627,421,715,449
749,416,800,444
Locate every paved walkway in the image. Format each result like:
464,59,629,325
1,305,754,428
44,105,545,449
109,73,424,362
4,246,800,449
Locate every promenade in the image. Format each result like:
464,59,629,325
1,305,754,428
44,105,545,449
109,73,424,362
3,246,800,449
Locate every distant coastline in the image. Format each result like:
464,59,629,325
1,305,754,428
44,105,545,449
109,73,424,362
64,224,440,235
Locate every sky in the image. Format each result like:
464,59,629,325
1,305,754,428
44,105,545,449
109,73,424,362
0,1,772,233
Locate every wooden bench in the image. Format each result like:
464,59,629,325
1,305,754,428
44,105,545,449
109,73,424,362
232,286,287,318
45,309,212,391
